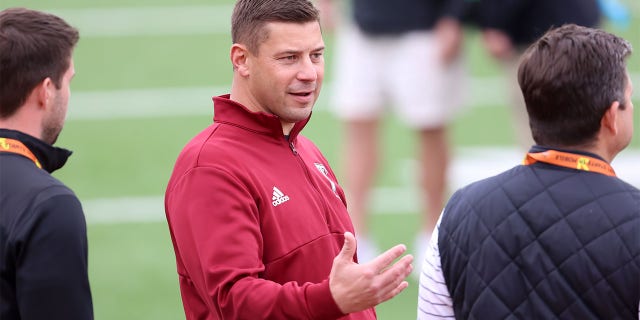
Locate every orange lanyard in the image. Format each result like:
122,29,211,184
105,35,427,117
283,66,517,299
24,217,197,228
0,138,42,169
524,150,616,177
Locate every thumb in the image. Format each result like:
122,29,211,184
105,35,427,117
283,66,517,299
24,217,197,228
338,232,356,262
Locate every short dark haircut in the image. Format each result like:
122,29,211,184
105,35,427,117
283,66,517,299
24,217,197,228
231,0,319,54
0,8,79,118
518,24,632,147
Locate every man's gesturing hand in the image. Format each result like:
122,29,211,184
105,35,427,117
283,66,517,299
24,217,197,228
329,232,414,314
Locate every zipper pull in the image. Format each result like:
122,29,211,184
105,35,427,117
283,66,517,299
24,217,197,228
289,141,298,155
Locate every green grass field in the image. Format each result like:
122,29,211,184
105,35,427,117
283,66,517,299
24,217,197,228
3,1,639,319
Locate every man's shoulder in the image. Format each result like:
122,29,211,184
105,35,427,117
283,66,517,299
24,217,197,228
169,123,264,183
1,156,73,195
613,176,640,194
600,176,640,210
454,165,527,196
17,172,77,207
0,161,80,232
175,124,227,161
448,164,640,215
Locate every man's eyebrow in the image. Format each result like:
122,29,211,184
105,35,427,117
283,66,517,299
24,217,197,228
277,45,325,55
277,49,302,55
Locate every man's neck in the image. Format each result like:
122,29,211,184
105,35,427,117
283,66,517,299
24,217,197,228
0,120,41,142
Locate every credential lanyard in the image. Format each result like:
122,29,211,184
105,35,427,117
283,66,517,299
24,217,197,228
524,150,616,177
0,138,42,169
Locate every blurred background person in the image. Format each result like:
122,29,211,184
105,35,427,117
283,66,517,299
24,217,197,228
469,0,601,148
318,0,471,273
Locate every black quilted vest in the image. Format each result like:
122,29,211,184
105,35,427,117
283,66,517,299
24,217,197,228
439,150,640,319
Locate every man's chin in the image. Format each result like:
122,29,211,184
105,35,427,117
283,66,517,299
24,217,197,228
41,128,61,145
281,108,312,123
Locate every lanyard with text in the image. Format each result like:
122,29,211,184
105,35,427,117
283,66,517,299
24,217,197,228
0,138,42,169
524,150,616,177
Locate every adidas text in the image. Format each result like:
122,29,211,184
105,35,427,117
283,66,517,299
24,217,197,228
272,195,290,207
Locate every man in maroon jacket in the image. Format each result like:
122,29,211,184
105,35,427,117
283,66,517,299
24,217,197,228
164,0,414,319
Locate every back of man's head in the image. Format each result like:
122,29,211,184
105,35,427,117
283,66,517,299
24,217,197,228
518,24,632,147
0,8,79,119
231,0,319,54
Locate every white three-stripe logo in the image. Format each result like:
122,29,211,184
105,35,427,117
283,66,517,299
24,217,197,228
272,186,290,207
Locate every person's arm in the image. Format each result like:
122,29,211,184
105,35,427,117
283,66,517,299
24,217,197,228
434,0,472,65
417,212,454,319
434,17,464,64
473,0,528,61
315,0,343,32
481,28,516,61
16,193,93,320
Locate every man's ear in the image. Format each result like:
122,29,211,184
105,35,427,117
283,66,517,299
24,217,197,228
601,101,620,136
230,44,251,77
34,77,55,110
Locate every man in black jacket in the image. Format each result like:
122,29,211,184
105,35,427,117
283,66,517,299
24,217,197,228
418,24,638,319
0,8,93,320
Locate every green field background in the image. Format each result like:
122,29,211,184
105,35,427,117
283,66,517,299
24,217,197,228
3,1,639,319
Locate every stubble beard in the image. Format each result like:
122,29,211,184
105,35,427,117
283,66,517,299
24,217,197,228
41,93,66,145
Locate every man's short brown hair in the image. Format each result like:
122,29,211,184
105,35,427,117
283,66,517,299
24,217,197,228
231,0,319,54
0,8,79,118
518,24,632,147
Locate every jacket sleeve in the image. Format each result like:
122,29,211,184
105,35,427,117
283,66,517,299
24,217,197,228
166,166,345,319
16,193,93,320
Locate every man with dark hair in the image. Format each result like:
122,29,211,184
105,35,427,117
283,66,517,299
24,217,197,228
418,24,638,319
0,7,93,320
165,0,413,319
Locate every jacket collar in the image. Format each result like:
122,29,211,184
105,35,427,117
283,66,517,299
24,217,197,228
212,94,311,140
529,145,607,162
0,129,72,173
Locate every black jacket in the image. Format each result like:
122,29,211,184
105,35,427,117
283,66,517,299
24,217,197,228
439,146,640,319
470,0,601,46
352,0,471,35
0,129,93,320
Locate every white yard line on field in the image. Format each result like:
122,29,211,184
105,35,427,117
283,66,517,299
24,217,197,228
66,74,640,120
83,147,640,225
41,3,640,38
67,86,227,120
49,5,234,37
